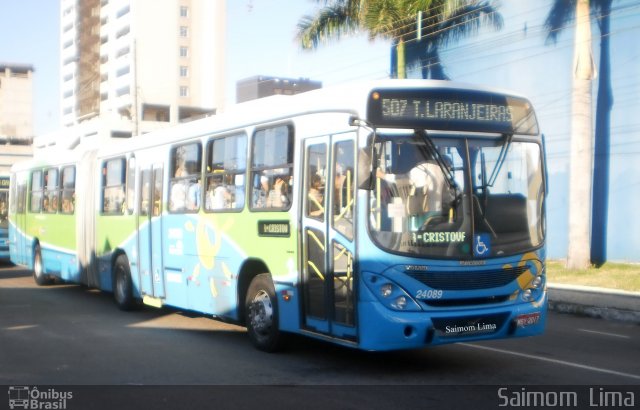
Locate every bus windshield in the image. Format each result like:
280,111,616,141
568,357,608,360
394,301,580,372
368,132,545,259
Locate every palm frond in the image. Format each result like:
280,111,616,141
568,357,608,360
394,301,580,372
544,0,577,44
433,1,503,48
297,5,361,49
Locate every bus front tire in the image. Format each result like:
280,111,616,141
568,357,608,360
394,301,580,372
33,244,52,286
113,255,136,311
245,273,285,352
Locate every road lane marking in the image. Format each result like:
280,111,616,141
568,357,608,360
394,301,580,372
577,328,631,339
460,343,640,381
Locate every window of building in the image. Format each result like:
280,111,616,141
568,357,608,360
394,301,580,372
169,143,202,213
116,5,130,18
116,25,130,39
116,46,130,58
180,86,189,97
116,86,130,97
102,157,126,214
180,46,188,58
205,133,247,212
116,66,130,77
180,26,188,37
60,166,76,214
180,66,189,77
250,125,294,211
30,170,44,213
180,6,189,18
44,168,59,213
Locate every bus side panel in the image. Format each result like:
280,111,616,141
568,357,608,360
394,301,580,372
33,213,79,281
95,214,137,292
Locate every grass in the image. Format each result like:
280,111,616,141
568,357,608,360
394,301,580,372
546,260,640,292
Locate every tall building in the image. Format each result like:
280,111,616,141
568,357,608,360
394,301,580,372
236,76,322,103
0,64,34,173
0,64,34,142
58,0,226,142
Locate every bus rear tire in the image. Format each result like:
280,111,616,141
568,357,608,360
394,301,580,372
113,255,136,311
33,244,52,286
245,273,285,352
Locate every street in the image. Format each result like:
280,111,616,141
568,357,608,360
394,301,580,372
1,263,639,409
2,263,638,386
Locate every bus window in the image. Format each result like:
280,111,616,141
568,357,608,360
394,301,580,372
153,168,163,217
30,170,43,213
44,168,59,213
170,143,202,212
0,186,7,229
60,166,76,214
250,125,293,211
102,158,126,214
126,157,136,214
305,144,326,220
332,140,354,240
140,170,151,217
205,133,247,211
17,183,26,214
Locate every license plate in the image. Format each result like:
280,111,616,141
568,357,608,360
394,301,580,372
516,312,540,327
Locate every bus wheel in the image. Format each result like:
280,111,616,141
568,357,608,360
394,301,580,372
113,255,135,311
33,244,52,286
245,274,284,352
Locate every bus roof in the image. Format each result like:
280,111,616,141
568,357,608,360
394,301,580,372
12,80,537,170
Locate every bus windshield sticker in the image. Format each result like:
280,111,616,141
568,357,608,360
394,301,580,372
473,233,491,257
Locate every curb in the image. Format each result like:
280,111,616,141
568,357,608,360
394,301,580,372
548,283,640,324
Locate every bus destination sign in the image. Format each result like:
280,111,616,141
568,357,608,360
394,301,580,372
0,176,9,188
367,88,539,135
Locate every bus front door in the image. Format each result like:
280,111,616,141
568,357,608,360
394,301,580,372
301,134,357,341
137,166,166,300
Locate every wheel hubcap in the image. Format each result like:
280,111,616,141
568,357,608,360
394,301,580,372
249,290,273,335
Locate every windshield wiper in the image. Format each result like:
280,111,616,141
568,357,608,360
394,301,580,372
486,133,513,188
415,130,458,192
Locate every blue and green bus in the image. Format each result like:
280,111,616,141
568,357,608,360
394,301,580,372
1,175,10,262
9,80,547,351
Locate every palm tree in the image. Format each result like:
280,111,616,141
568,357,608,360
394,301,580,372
297,0,503,80
405,0,503,79
545,0,614,268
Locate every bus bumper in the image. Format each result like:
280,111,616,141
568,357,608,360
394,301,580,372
357,292,547,351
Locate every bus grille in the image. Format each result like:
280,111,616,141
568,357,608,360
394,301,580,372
406,265,529,290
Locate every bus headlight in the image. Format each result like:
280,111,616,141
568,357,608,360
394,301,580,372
531,275,543,289
522,289,533,302
380,284,393,298
392,296,407,310
363,272,422,312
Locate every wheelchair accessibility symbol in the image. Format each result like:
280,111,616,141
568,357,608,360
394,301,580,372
474,234,491,257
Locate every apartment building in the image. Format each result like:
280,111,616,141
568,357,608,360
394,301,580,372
58,0,225,143
0,64,34,141
0,64,34,173
236,76,322,103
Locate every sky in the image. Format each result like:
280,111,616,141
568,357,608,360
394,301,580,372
1,0,639,260
0,0,390,136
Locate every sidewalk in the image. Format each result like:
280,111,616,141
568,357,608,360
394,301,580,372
548,283,640,324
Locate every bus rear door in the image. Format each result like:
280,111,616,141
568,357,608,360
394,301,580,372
301,133,357,341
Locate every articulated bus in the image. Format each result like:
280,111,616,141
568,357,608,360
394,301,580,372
9,80,547,351
1,175,9,261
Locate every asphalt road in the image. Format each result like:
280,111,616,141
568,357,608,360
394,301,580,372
1,263,639,408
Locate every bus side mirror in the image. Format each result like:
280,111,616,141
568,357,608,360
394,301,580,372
358,147,374,190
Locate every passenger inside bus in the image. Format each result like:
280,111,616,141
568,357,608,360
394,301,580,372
266,175,290,208
308,174,324,218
